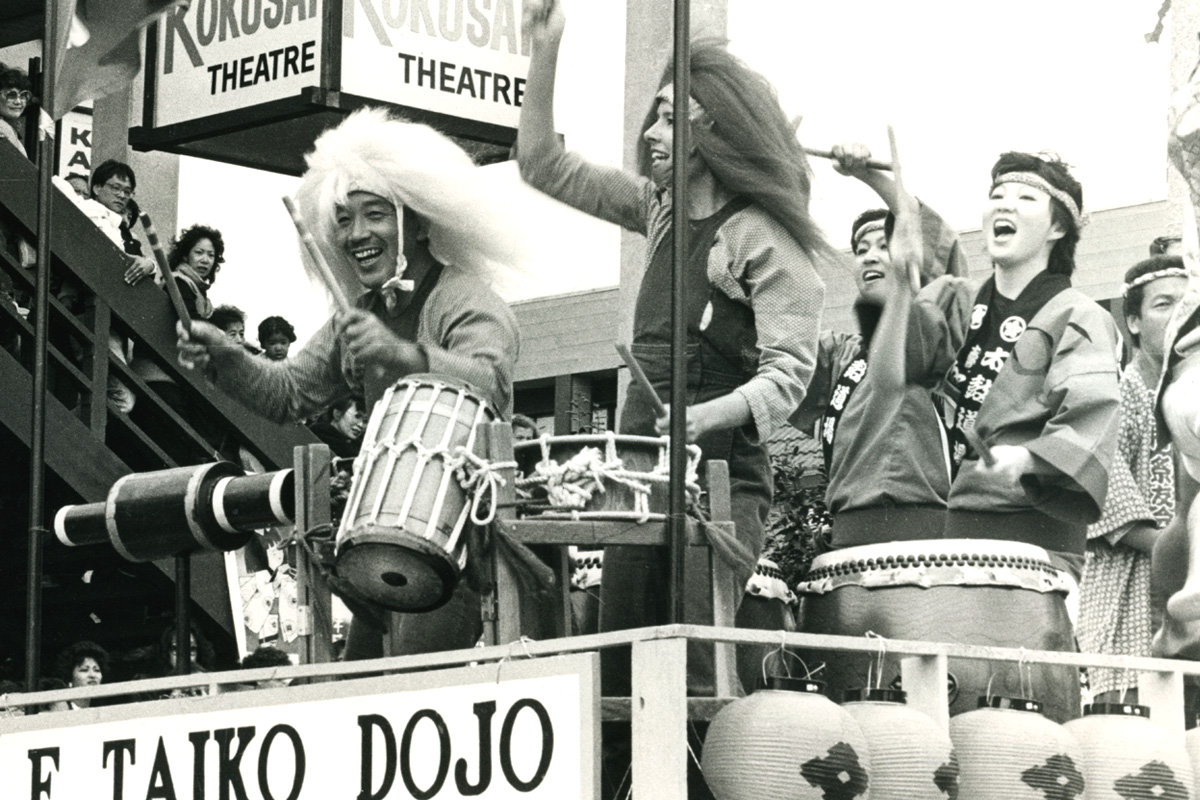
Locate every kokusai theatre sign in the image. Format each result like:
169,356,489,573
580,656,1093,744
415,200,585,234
153,0,325,127
138,0,534,169
0,654,598,800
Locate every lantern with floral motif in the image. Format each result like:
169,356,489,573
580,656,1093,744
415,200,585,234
1063,703,1194,800
842,688,958,799
950,696,1085,800
702,677,872,800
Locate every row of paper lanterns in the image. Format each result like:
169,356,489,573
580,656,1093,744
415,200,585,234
701,677,1199,799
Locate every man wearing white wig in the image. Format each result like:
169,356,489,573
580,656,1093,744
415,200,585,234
177,108,520,658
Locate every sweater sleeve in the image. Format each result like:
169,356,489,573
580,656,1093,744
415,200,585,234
210,317,349,423
518,143,654,236
712,209,825,441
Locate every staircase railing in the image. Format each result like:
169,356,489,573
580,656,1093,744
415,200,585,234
0,141,317,486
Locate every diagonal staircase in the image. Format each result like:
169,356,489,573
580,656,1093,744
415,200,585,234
0,142,318,674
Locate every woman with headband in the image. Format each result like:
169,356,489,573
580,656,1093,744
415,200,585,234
931,152,1120,579
794,141,970,549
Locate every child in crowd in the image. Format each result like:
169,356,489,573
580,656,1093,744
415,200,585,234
210,304,262,354
258,315,296,361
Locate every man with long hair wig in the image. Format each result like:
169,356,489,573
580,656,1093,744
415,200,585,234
177,108,519,659
519,0,833,697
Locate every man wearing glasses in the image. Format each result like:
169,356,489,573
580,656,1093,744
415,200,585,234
87,160,158,286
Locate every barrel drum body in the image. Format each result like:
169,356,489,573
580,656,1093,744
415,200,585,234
336,375,495,612
796,539,1080,722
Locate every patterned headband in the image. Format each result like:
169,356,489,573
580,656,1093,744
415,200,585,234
851,219,886,250
992,171,1087,230
1122,267,1190,297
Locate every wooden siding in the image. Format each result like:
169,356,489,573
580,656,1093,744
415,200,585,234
511,200,1170,383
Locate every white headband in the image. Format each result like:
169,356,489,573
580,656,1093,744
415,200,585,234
992,171,1086,230
1122,267,1190,297
851,219,886,249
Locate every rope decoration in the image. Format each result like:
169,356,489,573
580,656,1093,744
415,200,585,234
451,447,518,526
515,431,701,522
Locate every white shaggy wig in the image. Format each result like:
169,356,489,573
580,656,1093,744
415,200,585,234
292,107,532,305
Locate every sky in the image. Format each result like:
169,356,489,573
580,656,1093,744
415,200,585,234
175,0,1174,347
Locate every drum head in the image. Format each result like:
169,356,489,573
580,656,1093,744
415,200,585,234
336,530,461,612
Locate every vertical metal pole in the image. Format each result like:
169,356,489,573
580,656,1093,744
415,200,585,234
25,0,58,694
667,0,691,624
174,555,191,676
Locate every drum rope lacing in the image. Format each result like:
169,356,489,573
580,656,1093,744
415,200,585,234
514,431,702,522
450,447,519,526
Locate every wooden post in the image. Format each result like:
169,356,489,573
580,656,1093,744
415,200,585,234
484,421,522,646
705,460,740,697
293,444,334,665
632,637,689,800
83,299,110,435
901,654,951,732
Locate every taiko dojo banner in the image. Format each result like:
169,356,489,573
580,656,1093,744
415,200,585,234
0,653,598,800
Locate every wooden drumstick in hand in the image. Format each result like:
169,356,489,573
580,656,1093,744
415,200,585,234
140,212,192,334
802,146,893,172
885,124,922,295
963,426,997,468
616,343,667,418
282,195,351,313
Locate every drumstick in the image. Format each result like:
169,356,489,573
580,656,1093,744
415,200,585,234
282,196,351,313
802,146,893,172
963,427,997,468
139,213,192,334
615,343,667,418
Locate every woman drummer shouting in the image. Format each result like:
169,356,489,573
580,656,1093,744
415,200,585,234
885,152,1121,579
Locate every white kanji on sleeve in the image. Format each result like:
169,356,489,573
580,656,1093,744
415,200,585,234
980,347,1009,372
963,345,982,369
823,417,836,444
952,441,966,465
844,359,867,382
964,375,993,403
956,407,978,432
830,384,850,411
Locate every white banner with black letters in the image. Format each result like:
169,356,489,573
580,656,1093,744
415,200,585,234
0,653,598,800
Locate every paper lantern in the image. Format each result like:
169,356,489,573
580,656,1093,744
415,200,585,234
702,677,871,800
951,697,1085,800
1064,703,1194,800
1185,726,1200,799
842,688,958,800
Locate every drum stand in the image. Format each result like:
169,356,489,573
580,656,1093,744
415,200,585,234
478,422,742,697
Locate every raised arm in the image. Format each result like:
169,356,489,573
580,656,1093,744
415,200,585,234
518,0,566,175
516,0,650,233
